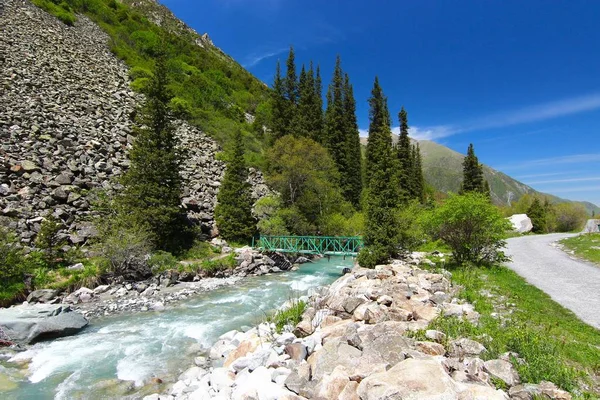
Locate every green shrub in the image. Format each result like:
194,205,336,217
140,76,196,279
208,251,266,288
0,227,24,286
180,241,219,260
357,245,389,268
148,251,178,274
200,253,236,275
95,221,152,277
396,200,427,251
422,193,512,265
34,215,65,267
129,66,153,80
270,300,306,333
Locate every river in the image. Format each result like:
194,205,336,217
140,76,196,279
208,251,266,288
0,256,354,399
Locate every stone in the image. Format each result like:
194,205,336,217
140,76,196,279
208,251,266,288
508,381,572,400
483,359,520,386
357,358,458,400
508,214,533,233
275,332,296,346
26,289,58,304
67,262,84,271
151,302,165,311
0,303,88,344
458,383,509,399
425,329,447,343
416,341,446,356
209,367,234,392
449,338,486,357
307,338,362,380
284,343,308,361
315,366,351,399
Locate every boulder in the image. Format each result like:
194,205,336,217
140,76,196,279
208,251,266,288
508,214,533,233
0,303,88,344
508,381,572,400
449,338,486,357
483,359,520,386
357,358,458,400
26,289,58,304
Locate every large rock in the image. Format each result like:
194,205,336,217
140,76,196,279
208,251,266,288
357,358,458,400
0,304,88,344
26,289,59,304
484,359,520,386
508,214,533,233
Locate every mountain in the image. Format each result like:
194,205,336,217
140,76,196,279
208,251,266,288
360,137,600,215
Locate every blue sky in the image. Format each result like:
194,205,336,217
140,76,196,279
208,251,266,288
162,0,600,207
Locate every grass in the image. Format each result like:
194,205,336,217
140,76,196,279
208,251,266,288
560,233,600,266
419,263,600,398
267,299,306,333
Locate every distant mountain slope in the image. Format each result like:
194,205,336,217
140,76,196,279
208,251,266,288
360,136,599,215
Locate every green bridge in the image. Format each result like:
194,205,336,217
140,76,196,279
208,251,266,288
253,235,363,256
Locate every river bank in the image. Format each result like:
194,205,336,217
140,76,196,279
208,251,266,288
0,256,354,399
144,254,574,400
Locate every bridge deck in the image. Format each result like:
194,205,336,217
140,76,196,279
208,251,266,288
253,235,363,256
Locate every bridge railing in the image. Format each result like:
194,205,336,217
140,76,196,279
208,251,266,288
254,235,363,256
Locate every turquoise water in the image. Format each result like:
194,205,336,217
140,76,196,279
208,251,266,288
1,256,354,399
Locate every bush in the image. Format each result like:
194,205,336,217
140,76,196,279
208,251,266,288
148,251,178,274
357,245,389,268
35,215,66,267
200,253,236,275
0,227,24,289
396,200,428,251
554,203,588,232
180,241,220,260
270,299,306,333
422,193,512,265
95,222,152,280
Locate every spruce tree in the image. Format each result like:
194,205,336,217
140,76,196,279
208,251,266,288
342,73,363,208
527,197,547,233
294,64,316,138
460,143,489,196
412,143,426,203
324,56,346,173
214,130,256,243
396,107,411,201
361,77,399,266
284,47,298,128
271,61,288,142
311,64,324,141
118,52,188,252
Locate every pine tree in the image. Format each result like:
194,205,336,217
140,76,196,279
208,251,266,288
312,64,324,141
396,107,411,201
528,197,547,233
460,143,489,196
324,56,346,173
342,73,363,208
293,64,311,138
412,143,426,203
361,77,399,266
284,46,298,128
214,130,256,243
271,61,288,141
118,52,189,252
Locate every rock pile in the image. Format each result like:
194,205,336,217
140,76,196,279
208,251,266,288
0,0,270,246
144,258,572,400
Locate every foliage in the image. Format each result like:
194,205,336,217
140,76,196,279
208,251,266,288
180,241,221,260
459,143,490,198
34,215,66,267
560,233,600,265
553,203,588,232
215,129,257,243
422,193,511,264
266,136,347,233
116,52,191,253
396,200,428,251
0,227,25,296
527,197,548,233
319,212,364,237
269,299,306,334
32,0,77,25
200,253,236,275
395,108,425,203
94,221,152,277
361,77,399,266
148,250,179,273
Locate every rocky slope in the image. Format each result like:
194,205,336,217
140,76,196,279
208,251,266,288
0,0,269,246
144,255,572,400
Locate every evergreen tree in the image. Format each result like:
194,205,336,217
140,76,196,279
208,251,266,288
411,143,426,202
460,143,489,196
118,52,189,252
312,64,324,141
342,73,363,208
396,107,411,201
293,64,311,138
323,56,346,173
214,130,256,243
271,61,288,141
361,77,399,266
284,46,298,126
528,197,547,233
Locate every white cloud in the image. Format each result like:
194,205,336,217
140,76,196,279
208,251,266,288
358,128,369,137
242,47,288,68
408,125,456,140
494,153,600,171
528,176,600,185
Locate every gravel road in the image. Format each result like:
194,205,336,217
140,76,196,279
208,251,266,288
505,233,600,329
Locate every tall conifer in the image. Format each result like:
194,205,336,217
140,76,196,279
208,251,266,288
362,77,399,265
460,143,489,196
284,47,298,126
396,107,411,201
271,61,288,141
324,56,346,172
342,73,363,208
214,130,256,243
118,52,188,252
